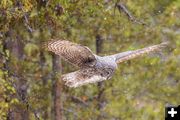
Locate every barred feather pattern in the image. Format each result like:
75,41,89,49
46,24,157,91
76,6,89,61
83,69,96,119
45,40,97,68
44,39,168,88
114,42,168,63
62,68,108,87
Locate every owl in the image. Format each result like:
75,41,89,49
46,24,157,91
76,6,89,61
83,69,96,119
45,40,168,88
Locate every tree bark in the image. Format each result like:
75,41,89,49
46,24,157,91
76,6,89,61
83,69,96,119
40,51,49,119
52,54,63,120
96,34,106,119
4,30,29,120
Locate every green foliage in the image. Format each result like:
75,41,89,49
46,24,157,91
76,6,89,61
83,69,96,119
0,0,179,119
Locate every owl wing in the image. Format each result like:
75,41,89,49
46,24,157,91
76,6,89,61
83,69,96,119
62,68,107,87
45,40,97,68
112,42,168,63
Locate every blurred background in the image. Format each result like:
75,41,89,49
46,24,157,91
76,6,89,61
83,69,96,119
0,0,179,120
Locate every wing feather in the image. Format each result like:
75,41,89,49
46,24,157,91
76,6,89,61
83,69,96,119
113,42,168,63
45,40,96,67
62,68,107,87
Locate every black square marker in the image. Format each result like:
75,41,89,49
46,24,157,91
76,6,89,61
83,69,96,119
165,105,180,120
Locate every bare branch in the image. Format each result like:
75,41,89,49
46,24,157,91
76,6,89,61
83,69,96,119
71,96,89,106
24,13,34,33
115,2,147,26
17,2,34,33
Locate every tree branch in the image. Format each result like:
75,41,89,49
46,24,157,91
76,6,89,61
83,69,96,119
115,2,147,26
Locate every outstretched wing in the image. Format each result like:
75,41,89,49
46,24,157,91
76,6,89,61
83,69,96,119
45,40,97,68
112,42,168,63
62,68,107,87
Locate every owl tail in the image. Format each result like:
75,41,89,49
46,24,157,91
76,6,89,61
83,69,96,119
61,70,107,88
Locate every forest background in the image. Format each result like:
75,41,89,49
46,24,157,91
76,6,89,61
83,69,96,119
0,0,180,120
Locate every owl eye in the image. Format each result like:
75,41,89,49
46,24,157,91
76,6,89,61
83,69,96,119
106,71,110,75
107,68,114,74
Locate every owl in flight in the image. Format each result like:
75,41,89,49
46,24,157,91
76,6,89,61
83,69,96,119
45,40,167,88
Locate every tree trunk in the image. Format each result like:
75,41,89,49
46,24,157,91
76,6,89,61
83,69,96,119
40,51,49,119
4,30,29,120
96,34,106,119
52,54,63,120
